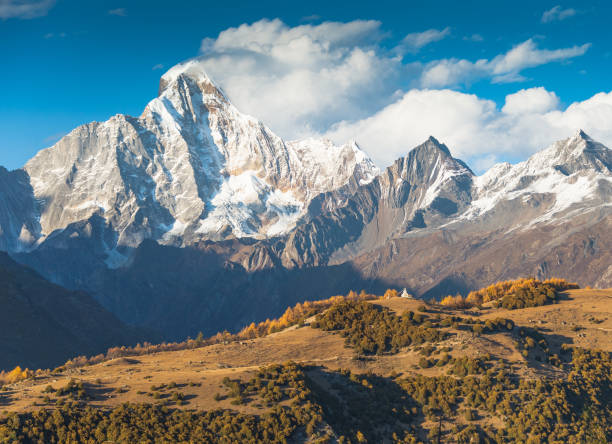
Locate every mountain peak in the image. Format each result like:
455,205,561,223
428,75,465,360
573,129,592,141
512,131,612,180
419,136,451,156
158,59,227,100
427,135,442,144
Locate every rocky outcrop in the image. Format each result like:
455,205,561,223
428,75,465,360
0,167,40,252
279,136,474,267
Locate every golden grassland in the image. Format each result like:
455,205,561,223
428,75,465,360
0,283,610,443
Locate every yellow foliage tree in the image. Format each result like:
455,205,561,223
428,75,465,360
0,366,33,385
383,289,399,299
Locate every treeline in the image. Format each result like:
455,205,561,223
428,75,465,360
2,349,609,443
1,277,582,380
440,278,579,310
0,362,324,444
312,301,446,355
0,366,36,386
54,290,379,372
238,290,378,339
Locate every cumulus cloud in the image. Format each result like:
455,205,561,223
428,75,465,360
502,87,559,115
178,19,603,172
325,88,612,171
192,19,591,144
421,39,590,87
542,5,577,23
0,0,55,19
195,18,406,138
396,27,450,54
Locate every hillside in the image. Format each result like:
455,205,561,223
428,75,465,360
0,252,150,370
1,285,610,442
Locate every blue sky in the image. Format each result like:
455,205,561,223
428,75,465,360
1,0,611,171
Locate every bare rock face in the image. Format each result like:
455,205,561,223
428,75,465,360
13,60,379,259
279,136,475,267
342,130,612,294
0,167,40,252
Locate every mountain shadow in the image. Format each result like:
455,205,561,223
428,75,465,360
14,239,393,342
0,252,150,370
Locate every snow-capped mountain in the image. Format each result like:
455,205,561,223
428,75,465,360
1,57,611,340
465,130,612,226
278,136,475,267
275,130,611,279
0,167,40,252
6,60,378,256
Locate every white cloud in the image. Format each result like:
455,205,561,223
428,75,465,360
542,5,577,23
178,19,605,173
325,88,612,171
43,31,65,39
108,8,126,16
420,58,485,88
192,19,590,143
42,131,66,144
152,63,164,70
195,19,405,139
502,87,559,115
397,27,450,54
490,39,589,77
0,0,55,19
421,39,590,87
463,34,484,42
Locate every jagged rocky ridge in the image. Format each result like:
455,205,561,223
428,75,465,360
2,60,379,263
279,130,612,270
1,61,611,341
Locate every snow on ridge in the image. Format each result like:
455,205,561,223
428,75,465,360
195,171,304,239
463,131,611,222
159,59,222,94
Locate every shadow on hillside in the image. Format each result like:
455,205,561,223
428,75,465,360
556,291,574,301
0,389,13,407
512,326,576,374
421,274,473,301
305,366,423,442
17,239,398,343
84,382,118,401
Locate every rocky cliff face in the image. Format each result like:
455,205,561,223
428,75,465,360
343,130,612,296
278,136,474,267
278,130,611,271
0,168,40,252
6,60,378,260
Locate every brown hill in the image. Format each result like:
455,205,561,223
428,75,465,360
1,287,610,442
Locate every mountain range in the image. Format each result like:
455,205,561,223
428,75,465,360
1,59,610,351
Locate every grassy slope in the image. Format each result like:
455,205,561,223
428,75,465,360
2,289,610,412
